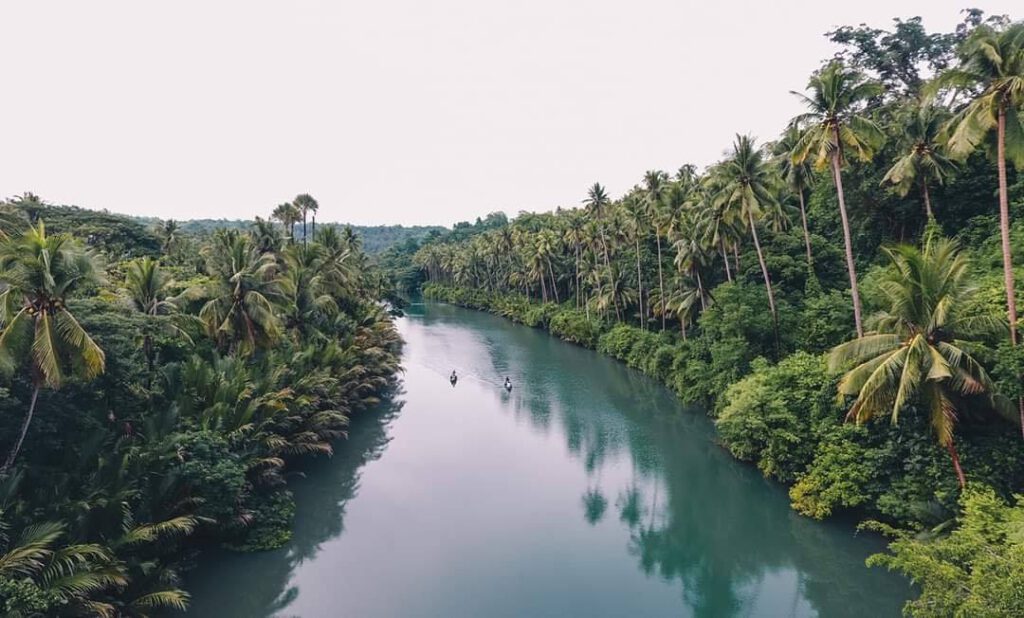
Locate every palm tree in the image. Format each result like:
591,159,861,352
882,100,958,219
251,216,283,254
773,125,815,264
197,230,281,355
158,219,179,254
0,222,106,475
0,518,127,615
622,197,648,327
643,170,670,330
711,135,781,352
828,235,1003,488
293,193,319,246
583,183,620,319
563,211,586,309
124,257,181,383
271,202,300,242
935,22,1024,344
792,61,885,337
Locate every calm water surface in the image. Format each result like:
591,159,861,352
186,302,910,617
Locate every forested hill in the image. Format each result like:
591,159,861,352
0,198,445,256
137,217,446,254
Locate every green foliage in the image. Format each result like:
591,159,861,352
868,486,1024,617
717,353,838,483
224,491,296,552
0,206,402,613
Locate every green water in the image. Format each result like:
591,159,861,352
185,302,910,617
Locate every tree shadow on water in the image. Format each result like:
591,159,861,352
184,396,405,617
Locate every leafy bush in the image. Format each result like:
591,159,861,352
867,486,1024,617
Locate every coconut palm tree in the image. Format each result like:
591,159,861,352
710,135,781,352
622,197,648,327
158,219,179,254
197,230,281,355
882,100,958,219
124,257,184,384
791,61,885,337
934,22,1024,344
643,170,670,330
271,202,300,242
0,222,106,475
563,211,587,309
293,193,319,246
828,235,1004,488
0,517,127,615
773,125,815,264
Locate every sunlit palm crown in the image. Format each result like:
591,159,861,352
790,61,886,169
936,22,1024,166
0,222,106,388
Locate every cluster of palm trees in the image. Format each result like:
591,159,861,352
418,22,1023,344
271,193,320,245
0,208,399,614
415,21,1024,486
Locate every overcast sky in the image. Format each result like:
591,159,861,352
1,1,1017,226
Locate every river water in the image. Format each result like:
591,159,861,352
185,302,910,617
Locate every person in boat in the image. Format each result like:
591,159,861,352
504,377,512,391
450,370,458,385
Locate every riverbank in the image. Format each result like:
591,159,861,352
422,283,1024,530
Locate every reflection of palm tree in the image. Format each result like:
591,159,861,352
581,488,608,525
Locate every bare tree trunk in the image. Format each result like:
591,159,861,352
635,238,644,329
696,270,707,312
575,244,581,309
748,211,780,357
1,385,41,476
548,260,559,304
831,145,864,338
921,180,933,220
656,234,666,331
798,190,812,265
996,107,1024,439
721,240,732,282
946,441,966,489
997,106,1018,345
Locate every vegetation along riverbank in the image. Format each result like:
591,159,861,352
380,12,1024,616
0,195,401,615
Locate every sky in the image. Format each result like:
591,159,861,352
1,1,1018,226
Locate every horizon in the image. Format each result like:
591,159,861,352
2,1,1018,226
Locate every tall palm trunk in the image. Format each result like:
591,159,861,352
635,237,644,329
600,232,621,321
997,105,1018,345
655,234,666,331
1,385,41,476
797,190,812,265
720,239,732,282
748,211,780,357
547,259,559,304
920,180,933,220
996,106,1024,439
696,270,707,311
830,140,865,338
302,213,308,246
946,441,966,489
574,244,581,309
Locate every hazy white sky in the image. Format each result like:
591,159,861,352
1,1,1017,226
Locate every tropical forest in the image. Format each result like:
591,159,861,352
4,7,1024,618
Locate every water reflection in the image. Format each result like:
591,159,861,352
186,303,908,617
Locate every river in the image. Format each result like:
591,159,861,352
185,302,910,617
